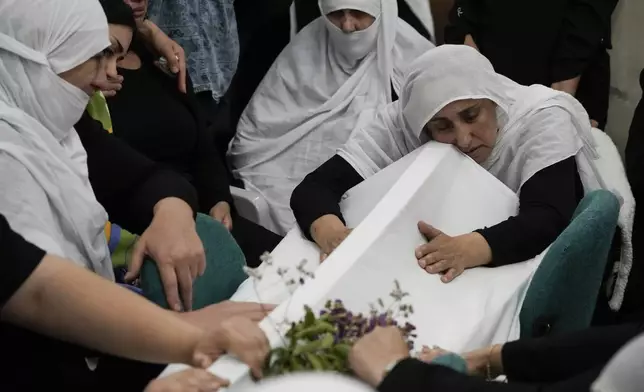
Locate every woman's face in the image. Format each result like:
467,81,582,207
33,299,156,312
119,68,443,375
123,0,148,23
57,24,132,96
425,99,499,164
326,9,375,33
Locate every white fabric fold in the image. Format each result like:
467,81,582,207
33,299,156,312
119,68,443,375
0,0,113,279
339,45,634,309
230,0,433,234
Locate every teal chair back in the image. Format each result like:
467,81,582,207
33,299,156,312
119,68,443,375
520,190,620,338
140,213,248,310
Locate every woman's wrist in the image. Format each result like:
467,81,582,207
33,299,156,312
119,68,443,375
488,343,504,377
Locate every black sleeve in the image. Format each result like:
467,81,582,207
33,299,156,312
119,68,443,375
185,76,234,213
477,157,581,267
379,358,539,392
502,322,644,383
550,0,618,83
0,215,45,311
291,155,363,241
444,0,481,44
75,112,198,235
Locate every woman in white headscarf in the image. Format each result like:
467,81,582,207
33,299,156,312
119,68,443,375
229,0,434,235
291,45,633,308
0,0,219,314
0,0,114,278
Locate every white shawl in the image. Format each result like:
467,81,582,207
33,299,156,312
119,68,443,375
339,45,634,310
0,0,113,279
230,0,433,234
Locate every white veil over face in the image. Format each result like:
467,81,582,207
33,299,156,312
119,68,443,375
0,0,113,278
339,45,634,310
230,0,433,234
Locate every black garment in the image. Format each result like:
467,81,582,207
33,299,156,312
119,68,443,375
196,90,235,163
291,155,583,267
0,215,44,310
106,45,282,264
379,322,643,392
109,44,232,213
0,323,163,392
0,216,162,391
623,69,644,317
74,112,198,236
444,0,617,128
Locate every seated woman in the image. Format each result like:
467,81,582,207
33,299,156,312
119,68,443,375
100,0,282,267
292,45,622,283
229,0,434,234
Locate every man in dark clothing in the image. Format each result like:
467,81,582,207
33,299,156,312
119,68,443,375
445,0,618,129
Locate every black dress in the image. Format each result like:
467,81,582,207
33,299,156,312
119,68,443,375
291,155,584,267
0,215,163,391
444,0,618,129
623,69,644,318
106,42,281,268
379,322,644,392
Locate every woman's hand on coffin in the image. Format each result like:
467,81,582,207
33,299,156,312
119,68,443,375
126,197,206,312
209,201,233,231
461,344,505,378
349,327,411,387
310,215,353,261
418,345,451,363
415,222,492,283
190,316,271,379
144,368,229,392
180,301,276,331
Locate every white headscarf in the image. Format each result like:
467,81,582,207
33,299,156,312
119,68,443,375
339,45,633,309
592,332,644,392
230,0,433,234
0,0,113,279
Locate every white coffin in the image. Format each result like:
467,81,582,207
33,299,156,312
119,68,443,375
161,143,544,388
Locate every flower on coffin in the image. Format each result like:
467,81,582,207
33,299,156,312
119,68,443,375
243,253,416,377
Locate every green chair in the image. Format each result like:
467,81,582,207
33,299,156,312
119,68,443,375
140,213,248,310
520,190,620,338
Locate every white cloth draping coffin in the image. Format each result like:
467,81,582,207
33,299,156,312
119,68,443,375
160,143,544,387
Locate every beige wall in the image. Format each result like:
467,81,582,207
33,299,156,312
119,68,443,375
605,0,644,155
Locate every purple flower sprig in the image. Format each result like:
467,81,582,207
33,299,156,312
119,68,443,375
264,281,416,376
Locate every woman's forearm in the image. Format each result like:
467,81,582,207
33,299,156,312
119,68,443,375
1,254,201,365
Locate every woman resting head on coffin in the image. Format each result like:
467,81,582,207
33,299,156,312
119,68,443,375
291,44,612,282
229,0,433,235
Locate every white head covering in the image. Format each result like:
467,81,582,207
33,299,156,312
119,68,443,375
0,0,113,278
230,0,433,234
592,332,644,392
340,45,599,184
339,45,634,308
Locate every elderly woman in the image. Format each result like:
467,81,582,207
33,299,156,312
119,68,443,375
229,0,433,235
291,45,629,287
